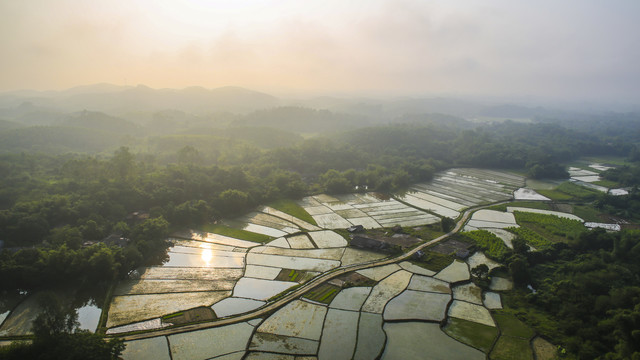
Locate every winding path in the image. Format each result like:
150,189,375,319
117,202,503,341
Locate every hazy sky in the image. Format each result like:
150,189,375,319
1,0,639,102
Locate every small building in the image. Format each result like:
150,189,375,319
102,233,129,247
347,225,364,233
350,235,395,252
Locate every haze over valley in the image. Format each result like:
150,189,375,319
1,2,640,360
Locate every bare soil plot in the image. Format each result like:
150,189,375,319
161,307,215,325
335,271,377,287
429,238,472,255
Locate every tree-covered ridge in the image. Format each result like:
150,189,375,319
508,229,640,359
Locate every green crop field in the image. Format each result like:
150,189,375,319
202,224,273,243
268,199,318,225
460,230,511,261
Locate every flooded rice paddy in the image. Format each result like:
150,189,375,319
2,168,559,358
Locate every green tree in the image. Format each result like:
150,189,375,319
217,189,250,216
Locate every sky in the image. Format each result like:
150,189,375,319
1,0,639,102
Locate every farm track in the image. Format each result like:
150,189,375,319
117,200,510,341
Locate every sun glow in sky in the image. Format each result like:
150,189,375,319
1,0,639,101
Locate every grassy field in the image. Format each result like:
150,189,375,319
412,251,454,272
490,312,536,360
443,317,499,353
493,312,536,339
572,204,605,222
537,182,601,201
591,179,619,188
268,198,318,225
490,335,534,360
202,223,273,243
404,224,446,241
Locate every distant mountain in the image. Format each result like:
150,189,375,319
0,85,280,114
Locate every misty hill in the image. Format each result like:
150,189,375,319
233,107,374,133
0,126,121,154
392,113,472,127
0,119,23,131
56,110,139,135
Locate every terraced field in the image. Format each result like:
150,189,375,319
1,168,555,359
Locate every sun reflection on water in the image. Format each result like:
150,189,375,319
201,248,213,266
